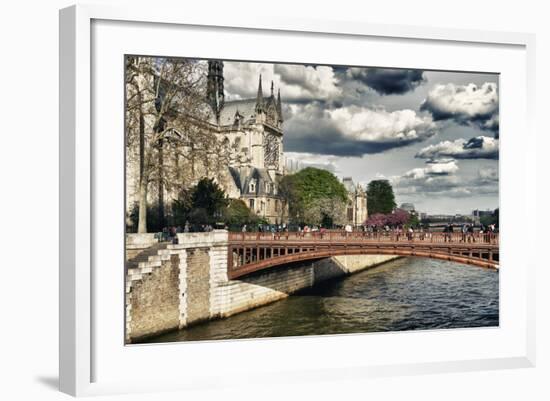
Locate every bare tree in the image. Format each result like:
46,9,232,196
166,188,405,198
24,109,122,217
125,56,217,233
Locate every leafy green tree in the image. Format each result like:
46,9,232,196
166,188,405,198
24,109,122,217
277,174,298,223
303,196,347,227
283,167,348,226
191,178,228,219
171,188,194,226
170,178,228,225
293,168,348,204
127,202,166,233
223,199,260,227
366,180,396,215
480,208,499,228
408,213,420,228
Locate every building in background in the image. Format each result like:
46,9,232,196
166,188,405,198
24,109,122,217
400,203,416,213
342,177,368,228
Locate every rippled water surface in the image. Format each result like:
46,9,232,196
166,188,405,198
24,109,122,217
146,257,499,343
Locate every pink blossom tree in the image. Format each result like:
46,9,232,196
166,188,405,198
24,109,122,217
387,208,410,226
364,208,411,228
365,213,387,227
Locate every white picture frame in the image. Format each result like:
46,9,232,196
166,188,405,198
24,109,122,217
59,3,536,397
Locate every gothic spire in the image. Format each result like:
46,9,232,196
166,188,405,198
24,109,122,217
270,80,274,97
206,60,225,122
276,88,283,123
255,74,265,113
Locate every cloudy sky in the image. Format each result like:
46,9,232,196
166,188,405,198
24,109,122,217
221,60,499,215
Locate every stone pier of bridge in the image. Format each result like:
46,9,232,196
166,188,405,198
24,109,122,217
125,230,399,343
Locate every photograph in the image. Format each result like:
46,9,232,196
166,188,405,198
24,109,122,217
124,56,500,344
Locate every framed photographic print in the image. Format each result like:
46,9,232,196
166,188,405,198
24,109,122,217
59,3,536,397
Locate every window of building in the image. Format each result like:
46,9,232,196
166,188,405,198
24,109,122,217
249,199,255,210
249,182,256,193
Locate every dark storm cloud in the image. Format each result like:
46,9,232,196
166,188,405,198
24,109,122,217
284,130,427,156
343,68,426,95
420,82,499,137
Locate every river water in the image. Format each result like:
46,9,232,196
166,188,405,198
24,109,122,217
146,257,499,343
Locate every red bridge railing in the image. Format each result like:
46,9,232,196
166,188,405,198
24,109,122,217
228,230,499,245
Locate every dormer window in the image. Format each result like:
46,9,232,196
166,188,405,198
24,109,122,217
265,183,271,193
249,182,256,193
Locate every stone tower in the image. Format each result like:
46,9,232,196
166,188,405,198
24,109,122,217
207,60,225,122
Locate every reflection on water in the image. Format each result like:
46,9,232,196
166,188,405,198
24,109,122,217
145,257,499,343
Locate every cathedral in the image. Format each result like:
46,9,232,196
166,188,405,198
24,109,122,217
206,61,285,224
126,58,367,229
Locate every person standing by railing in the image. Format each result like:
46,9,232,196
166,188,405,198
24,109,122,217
443,223,450,242
344,224,352,239
467,224,475,243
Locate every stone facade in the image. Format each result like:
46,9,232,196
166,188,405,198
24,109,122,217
343,177,368,227
125,60,287,226
205,62,286,223
125,231,399,343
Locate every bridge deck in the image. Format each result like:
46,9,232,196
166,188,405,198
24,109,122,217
227,231,499,279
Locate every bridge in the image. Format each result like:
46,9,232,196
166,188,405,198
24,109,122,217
228,230,499,279
125,230,499,342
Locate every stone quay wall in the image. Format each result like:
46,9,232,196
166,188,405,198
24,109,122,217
125,231,399,343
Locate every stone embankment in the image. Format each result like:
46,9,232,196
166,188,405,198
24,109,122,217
125,231,398,343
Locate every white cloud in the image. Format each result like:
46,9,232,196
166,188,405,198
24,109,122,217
284,152,340,173
327,105,437,144
274,64,341,101
416,136,499,160
390,160,498,199
477,166,499,183
423,82,498,118
420,82,499,134
284,103,439,156
223,62,341,102
401,159,459,179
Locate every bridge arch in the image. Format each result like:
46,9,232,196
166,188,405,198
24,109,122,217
227,232,499,279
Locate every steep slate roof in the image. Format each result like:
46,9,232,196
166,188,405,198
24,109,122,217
219,99,257,125
217,96,278,126
228,166,275,196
